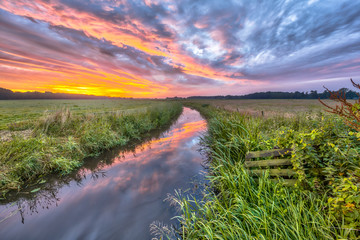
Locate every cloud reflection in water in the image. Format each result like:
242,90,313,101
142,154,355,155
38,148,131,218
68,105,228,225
0,107,207,240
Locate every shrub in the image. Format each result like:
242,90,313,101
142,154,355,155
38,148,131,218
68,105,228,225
319,78,360,131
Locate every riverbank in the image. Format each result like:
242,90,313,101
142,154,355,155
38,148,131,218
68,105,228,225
0,101,182,196
173,101,359,239
0,107,206,240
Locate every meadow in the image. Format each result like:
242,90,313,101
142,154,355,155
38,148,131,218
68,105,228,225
0,99,182,196
165,99,360,240
1,98,359,239
183,99,339,117
0,99,161,131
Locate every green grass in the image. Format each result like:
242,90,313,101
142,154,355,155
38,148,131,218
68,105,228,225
158,101,360,240
182,99,338,118
0,99,159,130
0,100,182,195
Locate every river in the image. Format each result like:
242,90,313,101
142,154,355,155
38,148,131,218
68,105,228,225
0,107,207,240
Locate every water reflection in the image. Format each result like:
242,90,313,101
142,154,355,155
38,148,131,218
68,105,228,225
0,107,207,240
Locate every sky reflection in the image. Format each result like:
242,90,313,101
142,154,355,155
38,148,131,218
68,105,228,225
0,107,207,240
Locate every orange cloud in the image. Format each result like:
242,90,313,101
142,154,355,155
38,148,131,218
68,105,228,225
0,0,246,97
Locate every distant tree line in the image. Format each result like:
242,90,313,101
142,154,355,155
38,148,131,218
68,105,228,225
1,87,359,100
187,88,359,100
0,88,128,100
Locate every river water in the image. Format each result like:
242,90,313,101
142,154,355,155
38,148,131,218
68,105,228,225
0,107,207,240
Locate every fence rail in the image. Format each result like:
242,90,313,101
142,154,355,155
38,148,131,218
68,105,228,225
245,148,295,186
245,148,324,186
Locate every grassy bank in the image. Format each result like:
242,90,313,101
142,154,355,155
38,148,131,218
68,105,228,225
0,100,182,196
169,101,359,239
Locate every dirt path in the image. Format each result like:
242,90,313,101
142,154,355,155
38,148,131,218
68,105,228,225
0,130,33,142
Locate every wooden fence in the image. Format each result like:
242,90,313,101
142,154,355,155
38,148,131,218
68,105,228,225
244,148,296,186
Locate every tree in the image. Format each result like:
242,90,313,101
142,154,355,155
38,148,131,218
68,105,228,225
319,79,360,131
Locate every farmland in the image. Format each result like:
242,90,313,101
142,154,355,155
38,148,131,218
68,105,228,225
0,99,163,131
0,99,182,195
183,99,339,117
1,98,359,239
166,99,360,240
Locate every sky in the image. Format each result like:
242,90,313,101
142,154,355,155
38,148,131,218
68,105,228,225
0,0,360,98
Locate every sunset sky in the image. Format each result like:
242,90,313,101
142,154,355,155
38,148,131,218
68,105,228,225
0,0,360,98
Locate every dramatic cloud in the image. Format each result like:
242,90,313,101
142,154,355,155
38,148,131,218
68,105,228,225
0,0,359,97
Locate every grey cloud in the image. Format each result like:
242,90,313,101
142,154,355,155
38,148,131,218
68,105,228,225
0,10,79,59
165,0,360,84
59,0,174,40
176,74,223,86
2,0,360,94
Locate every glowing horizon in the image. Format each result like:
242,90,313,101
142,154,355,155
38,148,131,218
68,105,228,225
1,0,360,98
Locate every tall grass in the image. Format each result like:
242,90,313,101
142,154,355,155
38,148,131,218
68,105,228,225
0,102,182,195
174,171,338,239
165,103,356,240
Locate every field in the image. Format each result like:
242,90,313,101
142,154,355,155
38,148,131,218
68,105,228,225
165,99,360,240
0,99,182,195
0,99,161,131
1,98,359,239
183,99,338,117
